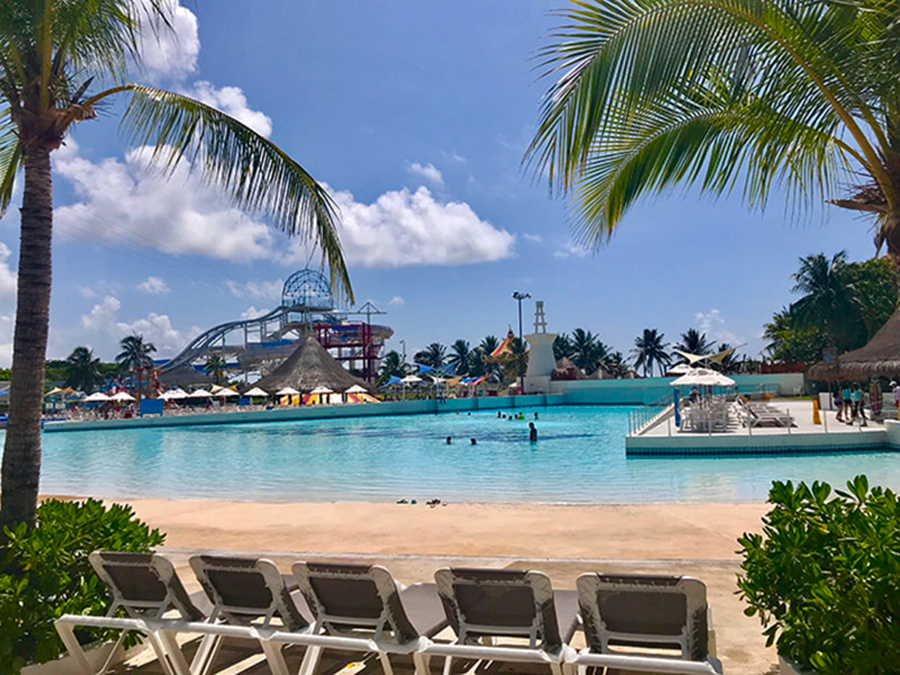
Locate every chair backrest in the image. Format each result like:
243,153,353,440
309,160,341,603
292,562,419,644
89,551,204,621
190,555,307,631
576,573,709,660
434,567,562,650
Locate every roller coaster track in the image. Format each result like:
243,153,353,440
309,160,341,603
158,306,290,373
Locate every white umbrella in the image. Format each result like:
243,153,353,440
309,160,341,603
189,388,213,398
111,391,136,402
666,363,693,376
45,387,64,397
243,386,269,398
215,387,239,398
162,389,188,400
276,387,300,396
209,384,224,393
309,386,334,395
670,368,735,387
401,375,423,384
344,384,368,394
83,392,110,402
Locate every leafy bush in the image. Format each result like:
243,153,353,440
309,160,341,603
0,498,165,674
737,476,900,674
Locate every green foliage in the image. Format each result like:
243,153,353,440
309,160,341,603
632,328,670,377
413,343,446,369
763,308,829,363
845,256,900,340
63,347,102,394
737,477,900,674
0,499,165,673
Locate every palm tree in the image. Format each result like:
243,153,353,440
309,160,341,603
503,337,529,382
570,328,597,373
476,336,502,380
632,329,671,378
790,252,863,350
0,2,350,531
553,333,574,360
63,346,101,394
116,335,156,372
606,351,630,379
448,339,472,376
528,1,900,265
673,329,714,359
378,351,410,382
414,343,446,369
204,353,226,386
479,335,500,357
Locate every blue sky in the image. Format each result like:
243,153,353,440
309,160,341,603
0,1,878,366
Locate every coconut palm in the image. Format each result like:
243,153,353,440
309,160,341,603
63,346,101,394
673,329,715,359
448,339,472,376
632,329,671,377
414,343,446,369
204,353,226,386
476,336,502,380
116,335,156,372
606,351,630,379
0,2,351,531
377,350,409,383
553,333,574,360
528,1,900,264
790,252,862,350
503,337,529,382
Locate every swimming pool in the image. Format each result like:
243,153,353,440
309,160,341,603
24,405,900,503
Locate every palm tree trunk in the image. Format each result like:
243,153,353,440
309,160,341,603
0,149,53,533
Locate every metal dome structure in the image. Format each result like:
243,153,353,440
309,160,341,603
281,269,335,312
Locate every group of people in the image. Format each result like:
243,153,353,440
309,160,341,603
833,381,900,426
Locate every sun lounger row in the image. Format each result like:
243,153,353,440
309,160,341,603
55,552,723,675
735,398,794,428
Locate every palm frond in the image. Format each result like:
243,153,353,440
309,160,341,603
0,112,20,216
86,84,352,301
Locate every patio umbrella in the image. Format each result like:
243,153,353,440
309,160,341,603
83,392,110,402
670,368,735,387
162,389,188,400
401,375,423,385
45,387,64,397
276,387,300,396
309,386,334,395
243,386,269,398
189,388,213,398
666,363,693,376
345,384,368,394
215,387,239,398
111,391,136,402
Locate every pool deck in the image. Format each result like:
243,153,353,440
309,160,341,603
627,400,900,455
110,498,776,674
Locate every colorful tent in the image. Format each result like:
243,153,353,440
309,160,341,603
490,328,516,359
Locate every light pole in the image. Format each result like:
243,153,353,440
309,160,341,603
512,291,531,341
399,340,406,363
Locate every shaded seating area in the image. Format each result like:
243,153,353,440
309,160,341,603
56,552,725,675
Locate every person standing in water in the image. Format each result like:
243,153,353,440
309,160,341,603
528,422,538,442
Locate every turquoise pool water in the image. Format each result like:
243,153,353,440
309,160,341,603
24,405,900,503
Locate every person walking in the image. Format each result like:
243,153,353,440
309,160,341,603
834,388,844,422
892,381,900,416
841,383,853,423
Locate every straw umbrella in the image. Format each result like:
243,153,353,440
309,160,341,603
808,309,900,381
256,337,372,394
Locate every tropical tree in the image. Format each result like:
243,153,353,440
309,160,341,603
528,1,900,267
763,308,829,364
503,337,529,382
0,1,350,532
790,252,862,350
714,344,743,375
204,353,226,386
570,328,600,374
414,343,446,369
377,350,409,383
606,351,630,379
479,335,500,357
553,333,574,360
632,329,671,377
476,336,502,380
63,346,101,394
116,335,156,373
673,329,714,359
448,339,472,376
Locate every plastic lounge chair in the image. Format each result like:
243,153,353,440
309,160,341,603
54,551,211,675
286,561,447,675
188,554,314,675
571,573,723,674
423,567,579,675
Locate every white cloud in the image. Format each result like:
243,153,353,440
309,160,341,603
0,242,17,299
226,279,283,300
523,233,542,243
54,140,278,263
695,309,744,346
79,286,97,299
389,296,405,306
241,306,270,319
325,185,514,268
135,0,200,81
442,151,467,164
407,162,444,186
554,241,589,259
138,275,170,295
187,81,273,137
81,296,122,330
115,312,193,354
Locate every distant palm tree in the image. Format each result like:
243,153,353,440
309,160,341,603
377,351,409,383
204,354,226,385
448,339,472,376
0,1,350,532
632,329,671,377
791,252,862,350
414,343,446,369
606,351,630,379
553,333,574,360
116,335,156,372
673,329,714,359
479,335,500,356
504,337,529,382
715,344,742,375
63,347,102,394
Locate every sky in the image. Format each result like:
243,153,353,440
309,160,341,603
0,0,880,366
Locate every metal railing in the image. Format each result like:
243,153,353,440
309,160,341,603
628,392,675,436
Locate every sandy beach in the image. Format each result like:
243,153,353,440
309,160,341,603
101,498,779,674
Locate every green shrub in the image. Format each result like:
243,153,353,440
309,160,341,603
0,498,165,674
737,476,900,674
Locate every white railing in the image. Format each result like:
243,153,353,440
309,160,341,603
628,392,674,435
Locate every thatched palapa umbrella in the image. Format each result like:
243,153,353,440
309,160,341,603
808,309,900,381
256,337,372,393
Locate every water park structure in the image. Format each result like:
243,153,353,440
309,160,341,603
157,269,393,386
